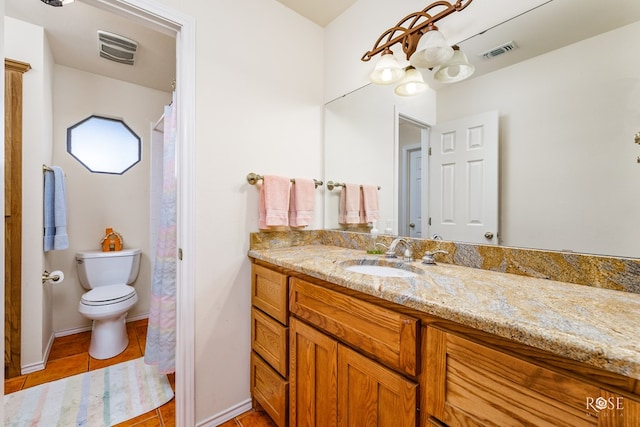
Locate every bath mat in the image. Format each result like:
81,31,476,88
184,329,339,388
4,357,174,426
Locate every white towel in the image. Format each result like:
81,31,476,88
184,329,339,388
43,166,69,251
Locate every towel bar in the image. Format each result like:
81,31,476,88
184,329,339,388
326,181,381,191
246,172,323,189
42,164,53,172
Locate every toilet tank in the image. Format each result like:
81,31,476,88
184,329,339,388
76,248,141,289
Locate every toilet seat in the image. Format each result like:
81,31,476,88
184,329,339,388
81,284,136,306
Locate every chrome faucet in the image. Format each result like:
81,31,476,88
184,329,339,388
381,237,416,260
422,250,448,265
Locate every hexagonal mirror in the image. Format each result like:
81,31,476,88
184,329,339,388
67,115,141,174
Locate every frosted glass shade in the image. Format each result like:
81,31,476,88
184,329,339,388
434,48,475,83
369,51,406,85
409,29,454,69
394,67,428,96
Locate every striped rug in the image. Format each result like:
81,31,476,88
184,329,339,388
4,357,174,426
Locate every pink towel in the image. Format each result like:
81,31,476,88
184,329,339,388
259,175,291,229
289,178,315,228
361,184,380,223
338,183,361,224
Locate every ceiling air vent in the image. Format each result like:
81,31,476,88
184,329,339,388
479,41,518,59
97,30,138,66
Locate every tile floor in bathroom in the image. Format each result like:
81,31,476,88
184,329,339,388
4,318,275,427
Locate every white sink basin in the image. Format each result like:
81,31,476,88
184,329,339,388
344,264,419,278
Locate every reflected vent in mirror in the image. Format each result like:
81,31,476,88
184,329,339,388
97,30,138,65
480,41,518,59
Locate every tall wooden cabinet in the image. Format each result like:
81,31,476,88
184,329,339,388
5,59,30,379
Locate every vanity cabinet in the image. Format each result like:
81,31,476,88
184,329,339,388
250,263,290,426
250,258,640,426
289,277,419,426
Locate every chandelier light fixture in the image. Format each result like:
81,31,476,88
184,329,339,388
362,0,476,95
40,0,74,6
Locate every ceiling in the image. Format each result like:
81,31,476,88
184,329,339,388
5,0,176,92
6,0,640,93
3,0,353,92
274,0,358,27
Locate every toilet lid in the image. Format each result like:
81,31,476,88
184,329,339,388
82,284,136,306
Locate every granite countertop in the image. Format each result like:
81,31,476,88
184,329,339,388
248,244,640,381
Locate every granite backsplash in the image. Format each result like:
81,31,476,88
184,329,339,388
250,230,640,294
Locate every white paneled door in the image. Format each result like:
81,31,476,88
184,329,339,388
429,111,499,244
407,146,422,238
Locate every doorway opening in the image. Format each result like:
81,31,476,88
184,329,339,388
2,0,195,425
398,116,429,238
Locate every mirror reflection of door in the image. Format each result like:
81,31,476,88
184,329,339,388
399,117,428,238
429,110,499,244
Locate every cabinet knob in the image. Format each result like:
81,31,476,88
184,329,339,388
484,232,494,240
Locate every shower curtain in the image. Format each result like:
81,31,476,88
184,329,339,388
145,92,177,374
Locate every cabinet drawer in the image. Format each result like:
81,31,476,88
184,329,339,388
251,352,288,427
290,277,419,376
252,264,288,325
426,328,603,426
252,307,288,377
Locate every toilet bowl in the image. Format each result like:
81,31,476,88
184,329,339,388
76,249,141,359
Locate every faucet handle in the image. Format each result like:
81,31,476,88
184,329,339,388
422,250,448,265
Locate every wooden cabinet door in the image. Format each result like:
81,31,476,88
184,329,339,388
426,327,603,426
290,317,338,427
596,390,640,427
337,344,418,427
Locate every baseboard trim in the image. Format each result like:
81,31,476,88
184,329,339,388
27,314,151,375
196,398,253,427
21,360,46,375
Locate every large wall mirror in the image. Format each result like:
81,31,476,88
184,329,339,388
324,0,640,258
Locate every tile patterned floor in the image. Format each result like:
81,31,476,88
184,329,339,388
4,319,175,426
217,408,277,427
4,319,275,427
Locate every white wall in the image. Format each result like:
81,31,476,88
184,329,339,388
148,0,324,422
3,0,568,423
437,21,640,257
324,84,436,232
5,16,54,371
50,65,170,332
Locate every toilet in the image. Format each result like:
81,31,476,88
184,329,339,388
76,248,141,359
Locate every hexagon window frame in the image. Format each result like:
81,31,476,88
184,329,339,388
67,115,141,175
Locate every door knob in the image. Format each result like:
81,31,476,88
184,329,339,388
484,232,494,239
409,223,415,228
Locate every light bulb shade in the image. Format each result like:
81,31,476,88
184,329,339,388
434,48,475,83
394,67,429,96
409,29,454,69
369,51,406,85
